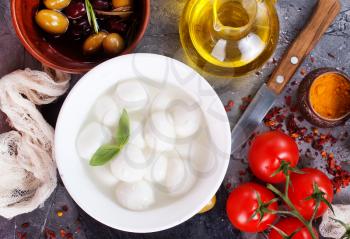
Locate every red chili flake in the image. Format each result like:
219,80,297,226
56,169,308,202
239,95,252,112
62,205,69,212
255,71,261,76
65,233,74,239
239,170,247,176
325,153,350,192
16,232,27,239
297,116,304,122
300,68,307,76
44,228,56,239
21,223,30,228
225,183,232,190
225,100,235,112
310,56,315,63
60,229,67,238
285,96,292,107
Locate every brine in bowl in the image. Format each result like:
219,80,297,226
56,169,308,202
55,53,231,232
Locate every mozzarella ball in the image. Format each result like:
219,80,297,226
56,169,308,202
114,80,149,112
170,103,202,138
144,111,176,152
110,144,147,182
150,92,173,112
94,96,119,124
115,181,155,211
144,153,168,184
188,141,217,175
163,154,186,192
102,109,120,128
129,120,145,149
77,122,112,160
90,164,119,187
169,159,197,196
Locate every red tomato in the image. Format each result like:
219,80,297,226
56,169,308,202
248,131,299,184
226,183,278,232
289,168,334,219
268,217,319,239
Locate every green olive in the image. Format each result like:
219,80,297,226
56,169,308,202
83,32,108,55
35,9,69,35
102,33,125,55
112,0,132,8
44,0,71,10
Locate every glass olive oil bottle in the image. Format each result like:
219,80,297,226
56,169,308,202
179,0,279,78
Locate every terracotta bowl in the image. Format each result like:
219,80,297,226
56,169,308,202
11,0,150,74
297,68,350,128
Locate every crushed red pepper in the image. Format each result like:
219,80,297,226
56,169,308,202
16,232,27,239
239,95,253,112
21,222,30,228
260,84,350,192
225,100,235,112
44,228,56,239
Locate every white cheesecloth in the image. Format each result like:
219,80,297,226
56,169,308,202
0,69,69,218
320,204,350,239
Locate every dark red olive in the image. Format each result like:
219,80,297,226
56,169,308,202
108,19,128,33
64,1,86,20
68,18,92,40
91,0,110,10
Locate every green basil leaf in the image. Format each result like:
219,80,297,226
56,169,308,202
115,109,130,147
89,144,120,166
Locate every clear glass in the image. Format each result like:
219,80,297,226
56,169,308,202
179,0,280,78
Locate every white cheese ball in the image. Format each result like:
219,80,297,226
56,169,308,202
150,92,173,112
169,160,197,196
144,153,168,184
90,164,119,187
188,141,217,175
170,103,202,138
115,181,155,211
144,111,176,152
163,155,186,193
114,80,149,112
110,144,147,182
129,120,145,149
94,96,119,126
76,122,112,160
151,151,196,196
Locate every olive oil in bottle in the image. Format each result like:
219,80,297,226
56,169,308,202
179,0,279,78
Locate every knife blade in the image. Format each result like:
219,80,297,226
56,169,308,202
231,84,276,153
230,0,341,153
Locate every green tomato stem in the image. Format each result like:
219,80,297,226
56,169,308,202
267,184,318,239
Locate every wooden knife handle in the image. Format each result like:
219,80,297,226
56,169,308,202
267,0,341,95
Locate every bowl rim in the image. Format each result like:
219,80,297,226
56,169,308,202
54,53,231,233
10,0,151,74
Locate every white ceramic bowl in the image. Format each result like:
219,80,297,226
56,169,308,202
55,53,231,233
